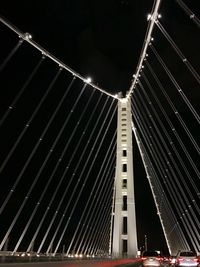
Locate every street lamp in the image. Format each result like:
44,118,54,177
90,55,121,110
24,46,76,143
145,235,148,251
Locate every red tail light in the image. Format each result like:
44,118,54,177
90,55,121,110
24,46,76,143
178,257,184,262
193,258,198,262
141,257,147,260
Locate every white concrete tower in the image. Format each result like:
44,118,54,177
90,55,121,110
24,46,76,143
112,96,138,257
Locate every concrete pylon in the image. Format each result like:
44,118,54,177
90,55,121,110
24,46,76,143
112,96,138,257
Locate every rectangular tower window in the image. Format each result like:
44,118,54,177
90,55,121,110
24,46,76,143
122,108,126,111
123,195,127,210
122,179,127,189
122,164,127,172
122,150,127,157
123,217,127,234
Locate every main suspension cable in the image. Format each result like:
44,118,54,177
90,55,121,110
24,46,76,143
0,15,118,99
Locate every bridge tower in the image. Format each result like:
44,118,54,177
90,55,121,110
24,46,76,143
112,96,138,257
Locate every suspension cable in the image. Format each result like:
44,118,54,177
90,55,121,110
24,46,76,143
12,83,97,253
127,0,162,98
137,80,200,222
2,78,86,250
0,38,23,72
132,97,199,251
150,44,200,126
145,61,200,177
155,20,200,84
132,123,171,253
0,76,75,218
48,100,116,255
142,136,189,252
66,133,116,255
52,102,117,255
37,95,111,254
0,55,46,127
76,153,116,255
84,171,114,255
132,103,192,251
26,92,104,252
0,15,117,99
0,67,62,181
81,162,115,255
79,169,114,255
134,86,200,237
174,0,200,28
141,71,200,196
131,125,188,254
132,102,194,250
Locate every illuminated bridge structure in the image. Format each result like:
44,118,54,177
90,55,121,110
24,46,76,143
0,0,199,260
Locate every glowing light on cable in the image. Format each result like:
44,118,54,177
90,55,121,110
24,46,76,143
86,77,92,83
147,14,152,21
127,0,162,99
24,32,32,40
0,16,117,99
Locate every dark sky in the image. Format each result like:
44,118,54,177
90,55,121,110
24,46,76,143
0,0,199,256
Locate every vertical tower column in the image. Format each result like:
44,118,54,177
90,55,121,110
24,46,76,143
112,97,138,257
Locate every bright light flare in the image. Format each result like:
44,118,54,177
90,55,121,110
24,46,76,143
86,77,92,83
24,32,32,39
147,14,152,21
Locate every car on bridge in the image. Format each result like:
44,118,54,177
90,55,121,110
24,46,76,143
175,251,199,267
142,250,163,266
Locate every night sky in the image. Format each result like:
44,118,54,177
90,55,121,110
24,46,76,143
0,0,199,256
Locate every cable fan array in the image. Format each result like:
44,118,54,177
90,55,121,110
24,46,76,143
0,0,199,258
130,0,199,255
0,17,117,256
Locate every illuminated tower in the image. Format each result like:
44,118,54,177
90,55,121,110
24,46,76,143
112,96,138,257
